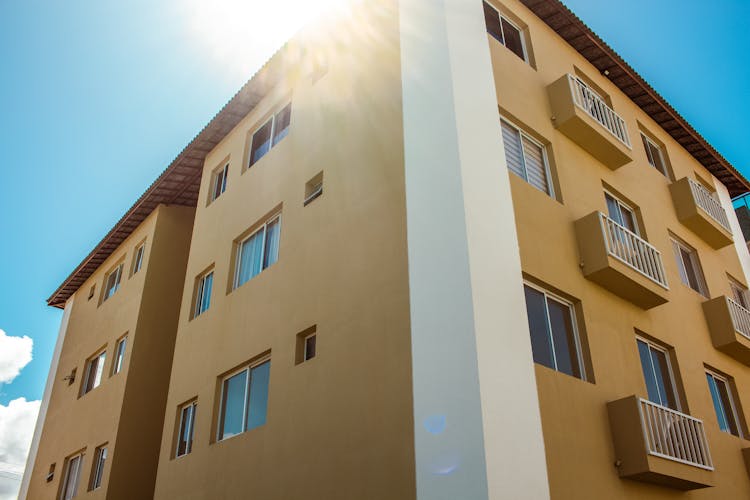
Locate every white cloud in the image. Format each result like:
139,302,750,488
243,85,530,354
0,330,33,384
0,397,40,500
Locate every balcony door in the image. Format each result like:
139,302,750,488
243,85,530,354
636,337,680,411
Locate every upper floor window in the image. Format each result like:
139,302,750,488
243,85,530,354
217,358,271,441
636,337,680,410
705,369,743,437
132,243,145,275
234,214,281,289
176,401,197,457
523,283,585,380
500,119,553,196
89,445,107,491
210,163,229,203
729,277,749,309
641,133,669,177
102,263,123,302
605,192,639,235
482,1,527,62
670,236,708,297
248,103,292,167
82,350,106,395
112,336,127,375
60,452,83,500
193,270,214,318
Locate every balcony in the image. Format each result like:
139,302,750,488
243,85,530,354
575,212,668,309
607,396,714,490
547,74,632,169
702,296,750,365
670,178,733,249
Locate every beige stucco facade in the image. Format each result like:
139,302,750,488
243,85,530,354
25,0,750,499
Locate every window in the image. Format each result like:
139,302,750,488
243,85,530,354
234,215,281,289
60,452,83,500
636,337,680,410
523,284,585,379
89,445,107,490
605,192,638,235
132,243,145,275
87,286,95,301
304,172,324,206
248,103,292,167
193,271,213,318
102,264,123,302
641,133,668,177
112,336,127,375
217,359,271,440
670,236,708,296
500,119,553,196
706,370,743,437
210,163,229,203
729,277,749,309
304,334,317,361
482,2,527,61
82,350,106,395
176,401,197,457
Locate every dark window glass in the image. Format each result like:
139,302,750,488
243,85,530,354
304,335,317,361
637,339,678,410
547,298,580,378
482,1,503,43
501,18,524,60
249,119,273,167
272,104,291,145
524,286,554,370
177,403,196,456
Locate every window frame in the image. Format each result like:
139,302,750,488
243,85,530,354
209,162,229,203
112,335,127,375
640,133,669,177
81,350,107,396
232,213,281,290
303,333,317,361
483,1,529,62
176,400,197,458
523,281,586,380
500,117,554,197
193,270,214,318
59,452,83,500
636,336,681,411
89,445,107,491
131,242,145,276
102,263,124,302
729,276,749,309
670,236,709,297
247,103,292,168
705,369,743,438
604,191,640,236
216,356,271,442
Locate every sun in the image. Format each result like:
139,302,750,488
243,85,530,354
182,0,350,79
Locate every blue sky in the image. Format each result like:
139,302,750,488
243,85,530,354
0,0,748,409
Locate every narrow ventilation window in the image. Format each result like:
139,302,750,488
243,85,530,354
88,286,95,301
304,172,324,206
295,326,317,364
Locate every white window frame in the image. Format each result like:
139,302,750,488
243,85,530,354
60,452,83,500
112,336,127,375
640,133,668,176
81,350,106,396
102,263,124,302
671,236,708,297
705,369,743,438
216,356,270,442
501,118,554,197
247,103,292,168
233,214,281,290
89,445,107,491
131,243,145,276
303,333,317,361
484,2,528,62
193,270,214,318
209,163,229,203
176,401,197,458
636,336,681,411
729,276,749,309
604,191,640,236
523,281,586,380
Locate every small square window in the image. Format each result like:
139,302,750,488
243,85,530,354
304,172,324,206
176,400,197,457
89,445,107,491
102,263,124,302
87,286,95,301
210,163,229,203
193,270,214,318
46,463,55,482
81,350,106,396
295,326,318,365
304,334,316,361
131,242,145,276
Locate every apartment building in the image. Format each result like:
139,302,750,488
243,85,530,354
22,0,750,499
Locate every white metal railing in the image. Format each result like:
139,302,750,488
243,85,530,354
687,178,732,231
637,398,713,470
598,213,669,288
567,74,632,148
726,296,750,340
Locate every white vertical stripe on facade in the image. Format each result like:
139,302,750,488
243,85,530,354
19,297,75,500
399,0,550,498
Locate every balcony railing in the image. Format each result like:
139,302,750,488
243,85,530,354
687,178,731,232
599,213,668,288
727,296,750,340
568,74,631,148
638,398,713,470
